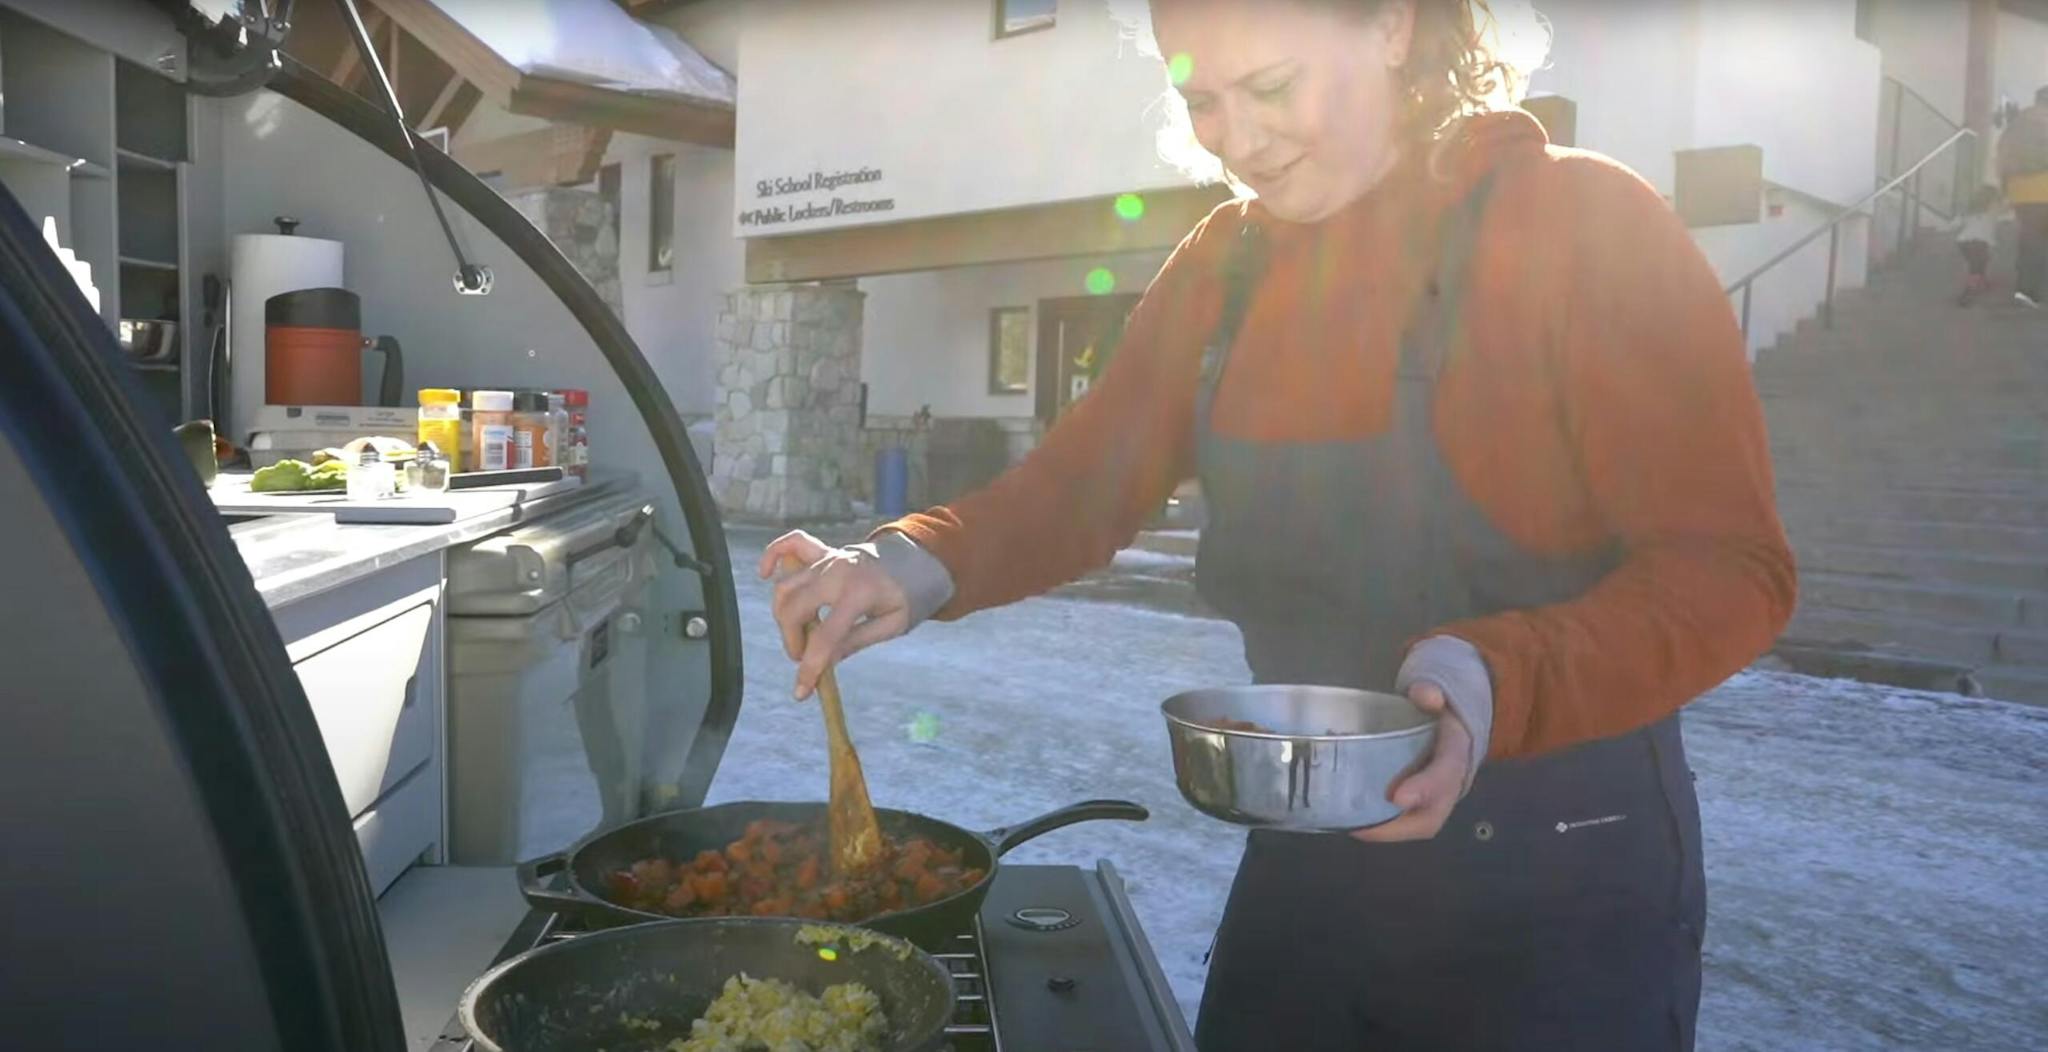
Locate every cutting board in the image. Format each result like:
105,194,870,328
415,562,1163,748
209,473,583,525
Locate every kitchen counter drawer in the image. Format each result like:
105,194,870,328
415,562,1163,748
356,760,439,898
292,600,436,818
272,552,446,882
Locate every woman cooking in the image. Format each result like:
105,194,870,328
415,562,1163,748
761,0,1795,1047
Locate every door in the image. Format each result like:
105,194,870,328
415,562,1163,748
1035,293,1142,423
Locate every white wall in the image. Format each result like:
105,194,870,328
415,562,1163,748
732,0,1186,237
1527,0,1699,193
1531,0,1880,355
1996,10,2048,113
861,251,1167,419
1693,2,1881,206
1869,0,1971,121
599,133,745,418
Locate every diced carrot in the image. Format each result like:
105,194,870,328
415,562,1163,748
821,885,850,913
726,840,752,864
692,871,728,904
914,873,947,904
760,839,783,865
693,850,727,873
795,855,822,890
663,882,697,912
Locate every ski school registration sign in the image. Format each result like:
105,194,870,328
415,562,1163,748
737,166,896,230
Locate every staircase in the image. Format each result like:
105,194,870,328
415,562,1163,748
1757,231,2048,704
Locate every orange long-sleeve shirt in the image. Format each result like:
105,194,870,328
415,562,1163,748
883,111,1796,761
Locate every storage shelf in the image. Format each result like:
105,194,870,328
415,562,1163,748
0,135,109,178
118,254,177,271
115,146,176,171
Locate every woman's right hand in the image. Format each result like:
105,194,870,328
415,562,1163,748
758,530,914,700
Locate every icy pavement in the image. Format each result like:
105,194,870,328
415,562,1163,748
696,530,2046,1050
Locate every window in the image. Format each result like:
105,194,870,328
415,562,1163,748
648,154,675,273
598,162,622,251
995,0,1056,38
989,307,1031,394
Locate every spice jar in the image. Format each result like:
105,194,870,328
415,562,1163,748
417,388,462,464
407,444,451,494
470,389,515,472
561,388,590,478
544,391,568,470
347,447,395,502
511,391,552,469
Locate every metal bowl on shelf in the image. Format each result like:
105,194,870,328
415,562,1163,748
1160,685,1437,832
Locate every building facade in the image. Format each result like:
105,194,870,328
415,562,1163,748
427,0,2040,523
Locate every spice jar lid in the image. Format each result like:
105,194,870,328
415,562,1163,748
419,388,461,406
560,389,589,408
471,390,514,411
514,390,549,412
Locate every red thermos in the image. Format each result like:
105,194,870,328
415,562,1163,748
264,287,404,406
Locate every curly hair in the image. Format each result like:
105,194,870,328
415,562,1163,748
1374,0,1526,141
1124,0,1548,186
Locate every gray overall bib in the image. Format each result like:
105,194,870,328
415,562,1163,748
1190,180,1708,1051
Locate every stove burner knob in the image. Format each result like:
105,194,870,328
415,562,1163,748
1047,975,1077,993
1007,906,1078,932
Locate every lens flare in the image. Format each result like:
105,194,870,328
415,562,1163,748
1114,193,1146,221
1085,268,1117,295
1168,52,1195,86
906,711,941,744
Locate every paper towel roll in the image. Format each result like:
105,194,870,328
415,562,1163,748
228,231,344,441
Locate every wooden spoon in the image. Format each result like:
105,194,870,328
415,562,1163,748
781,555,885,875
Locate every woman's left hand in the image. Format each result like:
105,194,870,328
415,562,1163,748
1349,683,1473,843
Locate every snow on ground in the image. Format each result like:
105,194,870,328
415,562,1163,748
646,530,2043,1049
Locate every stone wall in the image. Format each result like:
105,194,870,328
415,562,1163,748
509,187,622,317
708,282,865,523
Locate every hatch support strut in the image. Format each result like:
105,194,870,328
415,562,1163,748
333,0,493,296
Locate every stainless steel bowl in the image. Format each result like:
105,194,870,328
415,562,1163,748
1161,685,1437,831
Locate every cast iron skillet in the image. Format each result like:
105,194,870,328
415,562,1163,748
518,799,1149,945
459,917,953,1052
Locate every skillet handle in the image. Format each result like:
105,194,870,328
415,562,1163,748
514,853,587,913
985,799,1149,856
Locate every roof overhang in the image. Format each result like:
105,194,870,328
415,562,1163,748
374,0,735,147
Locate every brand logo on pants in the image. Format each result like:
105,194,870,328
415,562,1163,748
1555,813,1627,834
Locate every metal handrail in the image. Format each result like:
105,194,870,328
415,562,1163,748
1882,76,1970,222
1724,125,1976,340
1887,75,1965,138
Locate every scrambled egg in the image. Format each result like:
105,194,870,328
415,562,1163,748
794,925,912,961
668,974,887,1052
